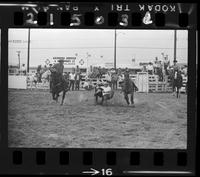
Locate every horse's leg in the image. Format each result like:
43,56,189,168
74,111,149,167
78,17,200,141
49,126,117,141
172,84,175,96
56,93,59,102
52,92,55,100
176,87,179,98
61,91,66,105
95,95,98,104
101,96,104,105
177,88,180,98
131,92,134,105
124,93,130,105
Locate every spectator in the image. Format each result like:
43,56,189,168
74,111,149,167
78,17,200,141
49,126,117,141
98,66,102,78
172,60,179,71
105,71,112,86
76,65,80,73
182,65,187,76
37,65,42,82
163,55,170,75
142,65,147,72
153,57,159,74
157,61,163,81
21,64,26,75
63,72,69,80
75,71,81,90
69,69,76,91
147,62,153,75
118,70,124,86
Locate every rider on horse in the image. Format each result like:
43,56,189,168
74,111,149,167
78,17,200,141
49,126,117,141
49,59,64,92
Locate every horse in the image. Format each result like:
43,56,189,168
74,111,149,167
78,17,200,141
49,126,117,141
120,74,138,106
50,71,70,105
172,70,183,98
94,83,114,105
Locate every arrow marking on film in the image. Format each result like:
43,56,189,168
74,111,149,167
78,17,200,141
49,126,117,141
82,168,100,175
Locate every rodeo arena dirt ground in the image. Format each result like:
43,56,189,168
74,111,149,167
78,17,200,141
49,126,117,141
8,88,187,149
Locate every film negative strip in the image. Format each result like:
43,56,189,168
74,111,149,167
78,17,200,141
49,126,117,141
0,1,197,176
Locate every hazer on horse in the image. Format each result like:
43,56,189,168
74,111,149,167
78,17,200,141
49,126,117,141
172,69,183,98
49,59,70,105
170,60,183,98
120,71,138,106
94,81,114,105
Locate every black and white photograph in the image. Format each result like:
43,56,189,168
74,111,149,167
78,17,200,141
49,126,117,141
8,29,188,148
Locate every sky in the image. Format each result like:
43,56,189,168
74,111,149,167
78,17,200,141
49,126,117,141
8,29,188,68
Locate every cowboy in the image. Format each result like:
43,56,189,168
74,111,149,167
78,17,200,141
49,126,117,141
95,82,114,100
37,65,42,82
105,70,112,86
75,65,80,73
171,60,179,93
172,60,179,71
102,82,112,96
69,68,76,91
50,59,65,83
75,71,81,91
124,68,129,78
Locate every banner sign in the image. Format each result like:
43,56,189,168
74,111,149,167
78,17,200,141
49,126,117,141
53,57,76,65
105,62,114,68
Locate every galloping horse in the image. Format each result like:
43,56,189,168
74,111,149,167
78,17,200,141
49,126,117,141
120,73,138,106
172,70,183,98
50,70,70,105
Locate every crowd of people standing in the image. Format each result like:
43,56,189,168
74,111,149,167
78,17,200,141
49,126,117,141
144,55,187,82
27,53,187,93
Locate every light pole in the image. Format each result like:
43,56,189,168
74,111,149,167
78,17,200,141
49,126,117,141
114,29,117,69
86,52,91,74
174,30,177,63
27,28,31,73
114,30,125,70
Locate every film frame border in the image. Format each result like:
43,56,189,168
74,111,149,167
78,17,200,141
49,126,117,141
0,2,197,175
